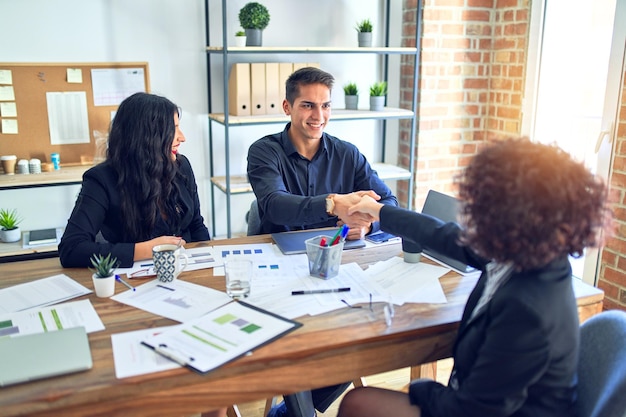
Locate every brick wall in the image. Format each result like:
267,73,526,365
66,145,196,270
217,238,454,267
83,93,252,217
399,0,529,209
598,66,626,310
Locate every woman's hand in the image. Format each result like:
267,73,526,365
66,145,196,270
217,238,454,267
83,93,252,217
348,195,384,221
133,236,186,261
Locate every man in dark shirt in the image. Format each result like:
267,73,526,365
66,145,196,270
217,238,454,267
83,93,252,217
248,66,397,240
247,67,399,416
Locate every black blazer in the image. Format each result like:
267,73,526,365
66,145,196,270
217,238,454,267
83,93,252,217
378,205,578,417
59,155,209,268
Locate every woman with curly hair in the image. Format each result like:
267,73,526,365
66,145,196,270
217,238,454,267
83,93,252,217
59,92,210,268
337,138,611,417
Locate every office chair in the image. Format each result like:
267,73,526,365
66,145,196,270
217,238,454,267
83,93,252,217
576,309,626,417
246,199,262,236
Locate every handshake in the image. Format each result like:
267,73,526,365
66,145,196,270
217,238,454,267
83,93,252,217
330,191,385,240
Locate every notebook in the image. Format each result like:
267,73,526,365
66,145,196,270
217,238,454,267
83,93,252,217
0,326,93,387
272,228,366,255
421,190,477,275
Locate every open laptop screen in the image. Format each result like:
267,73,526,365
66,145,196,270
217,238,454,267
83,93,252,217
421,190,476,275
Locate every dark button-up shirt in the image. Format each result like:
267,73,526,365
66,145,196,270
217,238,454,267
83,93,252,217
247,123,398,234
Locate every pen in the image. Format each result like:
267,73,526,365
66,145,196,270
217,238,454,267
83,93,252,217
157,284,175,291
291,287,350,295
140,263,153,267
329,226,344,247
331,225,349,246
311,237,327,275
115,274,136,291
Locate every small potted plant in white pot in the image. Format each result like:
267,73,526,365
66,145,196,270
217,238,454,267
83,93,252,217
343,82,359,110
238,2,270,46
234,30,247,47
369,81,387,111
0,208,22,243
356,18,373,47
90,253,119,298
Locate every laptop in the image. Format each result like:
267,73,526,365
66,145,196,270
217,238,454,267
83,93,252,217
0,326,93,387
421,190,477,275
272,228,366,255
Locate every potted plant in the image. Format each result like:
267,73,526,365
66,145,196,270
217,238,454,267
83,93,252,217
343,82,359,110
89,253,119,297
238,2,270,47
369,81,387,111
355,19,373,47
234,30,247,47
0,208,22,243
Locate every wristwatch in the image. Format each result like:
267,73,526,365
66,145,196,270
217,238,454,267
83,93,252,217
326,194,336,216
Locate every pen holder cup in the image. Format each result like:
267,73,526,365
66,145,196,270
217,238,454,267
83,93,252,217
305,235,344,279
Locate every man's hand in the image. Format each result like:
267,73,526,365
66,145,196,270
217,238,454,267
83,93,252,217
331,191,380,239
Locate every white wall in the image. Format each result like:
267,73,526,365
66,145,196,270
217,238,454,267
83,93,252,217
0,0,401,237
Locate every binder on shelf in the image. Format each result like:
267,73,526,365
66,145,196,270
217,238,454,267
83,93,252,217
306,62,320,68
292,62,307,72
278,63,293,103
228,63,251,116
250,63,266,115
265,63,281,115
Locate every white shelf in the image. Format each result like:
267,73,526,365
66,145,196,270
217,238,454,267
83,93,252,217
209,107,414,126
206,46,418,54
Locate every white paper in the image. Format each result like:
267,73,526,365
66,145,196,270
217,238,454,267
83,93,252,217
111,279,232,323
0,274,92,314
364,257,449,305
0,69,13,85
142,302,298,373
111,326,181,379
46,91,90,144
67,68,83,83
1,118,18,134
0,102,17,117
0,85,15,100
91,68,146,106
0,299,104,337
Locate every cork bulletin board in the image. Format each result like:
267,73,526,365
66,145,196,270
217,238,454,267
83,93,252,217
0,62,150,165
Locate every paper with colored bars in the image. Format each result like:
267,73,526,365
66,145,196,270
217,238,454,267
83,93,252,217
141,301,301,374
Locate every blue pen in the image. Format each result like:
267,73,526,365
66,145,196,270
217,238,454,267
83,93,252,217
115,274,136,291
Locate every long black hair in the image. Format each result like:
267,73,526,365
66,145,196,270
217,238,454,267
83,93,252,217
107,92,182,241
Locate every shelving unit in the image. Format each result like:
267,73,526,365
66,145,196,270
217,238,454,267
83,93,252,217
205,0,420,237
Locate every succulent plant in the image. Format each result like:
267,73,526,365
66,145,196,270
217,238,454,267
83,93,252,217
343,82,359,96
355,19,373,33
89,253,119,278
0,208,22,231
369,81,388,96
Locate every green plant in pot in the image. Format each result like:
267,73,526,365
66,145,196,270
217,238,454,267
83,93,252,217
234,30,247,47
90,253,120,297
369,81,387,111
0,208,22,243
355,18,373,47
343,82,359,110
238,2,270,47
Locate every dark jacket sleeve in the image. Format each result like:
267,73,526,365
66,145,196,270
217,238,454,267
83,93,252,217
59,166,135,268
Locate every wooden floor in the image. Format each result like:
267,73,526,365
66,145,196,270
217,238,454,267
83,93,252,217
226,359,453,417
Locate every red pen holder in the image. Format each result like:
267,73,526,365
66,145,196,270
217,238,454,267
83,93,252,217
305,235,344,279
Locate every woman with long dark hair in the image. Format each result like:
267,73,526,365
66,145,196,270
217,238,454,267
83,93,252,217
60,92,210,268
337,138,611,417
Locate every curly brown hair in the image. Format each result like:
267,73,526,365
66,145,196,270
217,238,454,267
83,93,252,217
457,138,610,270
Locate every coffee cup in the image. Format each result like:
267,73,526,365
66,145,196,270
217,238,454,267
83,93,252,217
1,155,17,175
152,244,189,282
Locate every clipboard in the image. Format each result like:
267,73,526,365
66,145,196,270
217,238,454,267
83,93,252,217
141,301,301,374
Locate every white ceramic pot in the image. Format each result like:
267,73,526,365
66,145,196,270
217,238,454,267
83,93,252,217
234,36,247,47
92,273,116,297
0,227,21,243
358,32,372,47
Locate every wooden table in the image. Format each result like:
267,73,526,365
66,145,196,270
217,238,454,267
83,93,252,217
0,235,604,417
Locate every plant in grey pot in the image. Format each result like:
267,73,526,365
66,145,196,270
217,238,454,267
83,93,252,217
369,81,387,111
238,2,270,47
356,19,373,47
0,208,22,243
343,82,359,110
89,253,120,297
